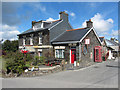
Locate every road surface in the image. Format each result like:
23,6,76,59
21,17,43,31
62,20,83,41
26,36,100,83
2,58,118,88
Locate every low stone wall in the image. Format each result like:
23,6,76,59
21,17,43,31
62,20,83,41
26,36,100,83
20,65,62,77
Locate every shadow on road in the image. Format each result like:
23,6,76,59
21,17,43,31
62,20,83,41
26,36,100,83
106,65,120,68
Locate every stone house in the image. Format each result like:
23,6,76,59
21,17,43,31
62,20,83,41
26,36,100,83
18,11,102,67
17,11,72,58
105,39,119,59
52,19,102,66
99,37,108,57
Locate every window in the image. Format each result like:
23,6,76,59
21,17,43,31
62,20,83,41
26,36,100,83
30,38,33,45
39,36,42,44
23,39,25,45
85,39,90,44
55,49,64,58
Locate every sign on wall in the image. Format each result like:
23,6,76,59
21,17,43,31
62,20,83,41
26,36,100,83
68,43,77,46
85,39,90,44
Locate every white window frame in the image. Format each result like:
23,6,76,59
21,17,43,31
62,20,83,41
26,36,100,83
30,38,33,45
23,39,25,45
55,49,64,58
85,39,90,44
39,36,42,44
41,22,44,28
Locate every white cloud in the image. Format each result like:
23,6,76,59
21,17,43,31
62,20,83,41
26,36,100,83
107,18,114,23
34,3,46,12
112,30,118,36
82,13,113,33
0,24,20,41
70,12,75,17
65,10,75,17
46,18,55,22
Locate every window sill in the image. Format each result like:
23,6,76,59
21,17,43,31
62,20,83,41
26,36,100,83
38,43,42,45
55,58,65,59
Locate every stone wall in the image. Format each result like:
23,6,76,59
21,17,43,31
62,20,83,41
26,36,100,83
64,46,70,63
42,30,50,45
76,46,79,62
42,48,54,59
19,38,23,46
79,29,101,67
3,65,62,78
33,33,39,46
20,65,62,77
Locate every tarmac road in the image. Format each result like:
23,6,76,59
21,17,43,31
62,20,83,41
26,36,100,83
2,58,118,88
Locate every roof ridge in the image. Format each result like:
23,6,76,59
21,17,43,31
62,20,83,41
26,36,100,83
52,19,61,22
66,28,87,31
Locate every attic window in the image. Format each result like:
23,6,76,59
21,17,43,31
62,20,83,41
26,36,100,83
41,22,44,28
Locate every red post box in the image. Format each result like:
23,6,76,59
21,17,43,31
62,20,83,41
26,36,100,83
94,46,102,62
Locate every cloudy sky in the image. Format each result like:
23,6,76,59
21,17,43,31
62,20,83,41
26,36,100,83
1,2,118,41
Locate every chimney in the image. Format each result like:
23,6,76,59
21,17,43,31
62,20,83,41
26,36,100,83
32,21,36,28
111,37,115,41
86,19,93,28
59,11,68,21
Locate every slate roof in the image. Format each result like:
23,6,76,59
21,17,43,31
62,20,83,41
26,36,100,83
52,28,90,43
18,20,62,35
105,39,119,46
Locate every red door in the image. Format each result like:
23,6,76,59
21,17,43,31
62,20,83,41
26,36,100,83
71,49,76,64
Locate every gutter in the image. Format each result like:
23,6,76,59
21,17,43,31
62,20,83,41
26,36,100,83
52,41,79,44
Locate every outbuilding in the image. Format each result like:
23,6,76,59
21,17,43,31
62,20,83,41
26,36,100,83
52,19,102,67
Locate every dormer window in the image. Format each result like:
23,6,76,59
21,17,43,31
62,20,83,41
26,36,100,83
33,22,44,31
33,26,35,31
41,22,44,28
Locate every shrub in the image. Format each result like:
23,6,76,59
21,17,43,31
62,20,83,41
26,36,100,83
5,51,33,76
32,56,46,66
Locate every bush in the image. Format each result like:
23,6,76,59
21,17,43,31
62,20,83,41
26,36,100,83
4,51,33,76
32,56,46,66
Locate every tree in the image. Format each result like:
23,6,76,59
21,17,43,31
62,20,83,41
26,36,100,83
11,40,19,52
2,40,18,52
